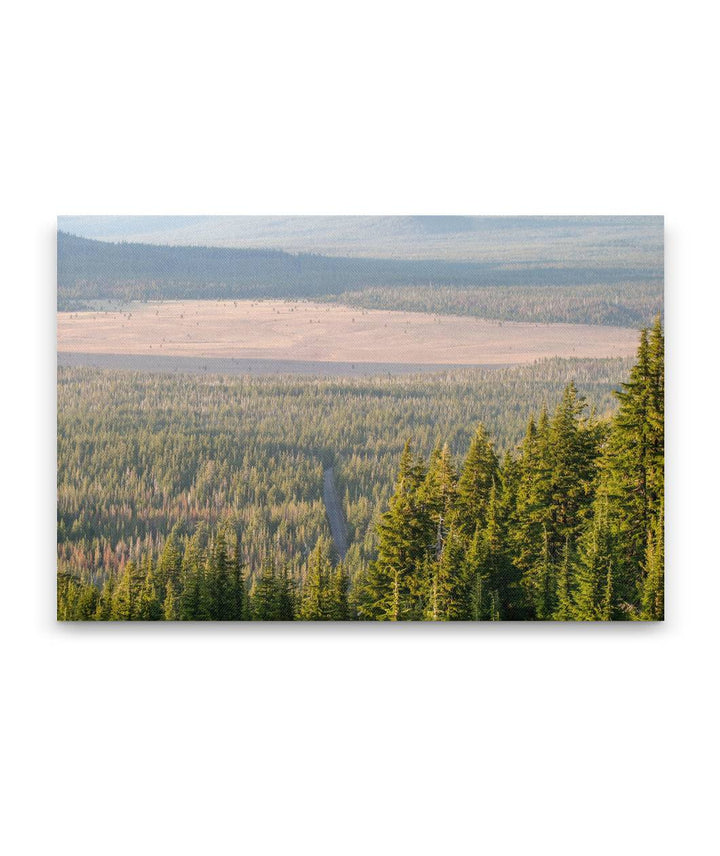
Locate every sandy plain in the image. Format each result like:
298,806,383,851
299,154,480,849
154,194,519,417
57,299,639,365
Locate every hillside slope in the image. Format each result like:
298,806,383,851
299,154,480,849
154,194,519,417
57,231,663,327
58,214,664,265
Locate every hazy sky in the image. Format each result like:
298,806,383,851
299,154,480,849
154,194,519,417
57,215,664,270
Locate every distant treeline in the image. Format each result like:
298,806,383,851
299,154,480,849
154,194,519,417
331,283,662,327
57,232,662,325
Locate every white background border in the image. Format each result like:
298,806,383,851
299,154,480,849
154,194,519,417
3,2,718,854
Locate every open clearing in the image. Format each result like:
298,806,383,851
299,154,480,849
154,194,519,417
57,299,639,365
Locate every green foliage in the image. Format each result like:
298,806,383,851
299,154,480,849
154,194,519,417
358,442,432,620
572,497,616,621
640,501,664,621
57,326,662,621
453,425,498,538
250,560,294,621
298,540,347,621
355,322,663,622
602,316,664,611
163,581,179,620
110,561,144,620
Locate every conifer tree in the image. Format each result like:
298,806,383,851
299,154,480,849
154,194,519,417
464,524,489,620
275,564,296,620
163,580,179,620
546,382,600,550
553,536,573,621
421,443,458,561
111,561,144,620
639,499,664,621
136,556,162,620
453,424,499,537
230,551,249,621
360,441,430,620
94,576,115,621
298,541,334,620
328,561,350,621
156,527,182,599
178,524,211,620
514,411,552,616
251,559,283,620
424,526,465,620
82,583,100,619
462,482,516,619
206,530,234,620
57,574,98,620
602,318,664,611
573,497,615,621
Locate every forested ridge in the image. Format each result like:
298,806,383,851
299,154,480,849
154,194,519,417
58,231,662,326
57,321,662,620
329,282,661,328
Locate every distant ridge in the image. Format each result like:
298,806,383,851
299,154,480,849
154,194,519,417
57,214,664,265
57,230,662,308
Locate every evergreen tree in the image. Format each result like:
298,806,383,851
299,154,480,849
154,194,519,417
639,499,664,621
553,536,573,621
136,556,162,620
298,541,334,620
462,482,516,619
602,318,664,612
359,442,430,620
57,574,98,620
178,524,211,620
328,561,350,621
465,525,489,620
206,530,234,620
230,550,249,621
156,527,182,599
573,497,616,621
424,526,465,620
111,561,144,620
514,410,552,616
453,424,499,537
546,382,601,550
163,580,179,620
275,564,296,620
421,443,458,559
516,385,600,618
251,558,287,620
94,576,115,620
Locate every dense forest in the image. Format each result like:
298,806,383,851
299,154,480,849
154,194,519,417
57,231,662,326
358,319,663,620
330,282,662,327
57,321,663,620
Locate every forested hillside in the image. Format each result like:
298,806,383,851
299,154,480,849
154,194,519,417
57,231,662,326
329,282,661,327
57,330,663,621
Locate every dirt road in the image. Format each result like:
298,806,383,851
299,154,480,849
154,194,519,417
323,468,349,560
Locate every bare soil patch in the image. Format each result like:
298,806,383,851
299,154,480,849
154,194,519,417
57,299,639,365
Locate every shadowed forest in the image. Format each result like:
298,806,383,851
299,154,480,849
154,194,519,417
57,230,662,327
